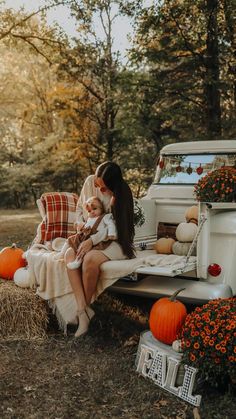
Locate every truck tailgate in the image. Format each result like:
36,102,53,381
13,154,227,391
135,259,197,277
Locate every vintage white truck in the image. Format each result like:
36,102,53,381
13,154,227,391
112,140,236,303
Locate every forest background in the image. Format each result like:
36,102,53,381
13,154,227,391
0,0,235,208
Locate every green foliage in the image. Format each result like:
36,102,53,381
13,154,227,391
0,7,88,208
133,198,145,226
0,1,235,208
58,0,134,162
131,0,236,142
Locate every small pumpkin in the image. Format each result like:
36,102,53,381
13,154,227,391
185,205,198,224
172,339,183,353
175,222,197,243
172,241,196,256
0,243,27,280
14,267,30,288
149,288,187,345
154,237,175,254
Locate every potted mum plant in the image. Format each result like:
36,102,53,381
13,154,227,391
194,167,236,202
179,298,236,389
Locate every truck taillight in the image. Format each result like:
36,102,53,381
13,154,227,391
208,263,222,277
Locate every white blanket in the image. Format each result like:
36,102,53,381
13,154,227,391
26,240,195,302
24,242,196,332
26,243,147,301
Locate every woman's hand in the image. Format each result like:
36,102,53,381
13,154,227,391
76,221,85,232
77,238,93,259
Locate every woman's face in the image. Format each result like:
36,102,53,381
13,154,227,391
94,177,113,196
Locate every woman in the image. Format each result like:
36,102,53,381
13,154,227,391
65,161,135,337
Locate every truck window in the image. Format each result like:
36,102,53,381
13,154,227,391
155,154,236,184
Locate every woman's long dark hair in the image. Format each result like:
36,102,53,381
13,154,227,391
96,162,135,258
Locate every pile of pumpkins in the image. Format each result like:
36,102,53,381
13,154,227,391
154,205,198,256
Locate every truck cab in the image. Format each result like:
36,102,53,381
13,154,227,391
112,140,236,303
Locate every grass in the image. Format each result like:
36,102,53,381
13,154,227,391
0,209,235,418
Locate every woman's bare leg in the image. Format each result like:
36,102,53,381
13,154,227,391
82,250,109,305
65,248,95,337
65,248,86,310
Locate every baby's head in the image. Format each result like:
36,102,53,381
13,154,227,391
85,196,104,218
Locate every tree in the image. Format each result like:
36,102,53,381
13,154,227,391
205,0,221,136
57,0,138,162
0,8,86,207
131,0,236,142
0,1,67,63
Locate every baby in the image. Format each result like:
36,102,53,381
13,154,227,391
61,196,117,269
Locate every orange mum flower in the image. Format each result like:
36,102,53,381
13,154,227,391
179,297,236,386
190,353,196,362
194,167,236,203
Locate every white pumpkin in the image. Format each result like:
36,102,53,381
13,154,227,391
172,241,196,256
14,267,30,288
172,339,183,353
176,222,198,243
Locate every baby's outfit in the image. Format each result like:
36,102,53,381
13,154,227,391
66,213,117,269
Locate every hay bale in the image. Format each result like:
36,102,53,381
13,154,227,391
0,280,49,340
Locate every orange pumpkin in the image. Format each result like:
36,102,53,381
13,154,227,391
185,205,198,224
149,288,187,345
0,243,27,280
154,237,175,254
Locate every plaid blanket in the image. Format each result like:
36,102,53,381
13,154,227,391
35,192,79,243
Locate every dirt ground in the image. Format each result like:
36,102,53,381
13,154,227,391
0,209,235,419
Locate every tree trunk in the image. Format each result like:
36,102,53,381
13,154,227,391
14,191,21,208
205,0,221,138
105,0,115,161
223,0,236,115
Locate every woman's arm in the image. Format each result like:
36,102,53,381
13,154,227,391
75,175,96,223
76,219,113,259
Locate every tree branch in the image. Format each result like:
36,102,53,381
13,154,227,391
11,33,52,64
78,78,104,102
169,10,205,66
0,1,70,40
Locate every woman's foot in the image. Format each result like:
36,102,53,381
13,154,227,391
86,305,95,320
75,306,95,338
